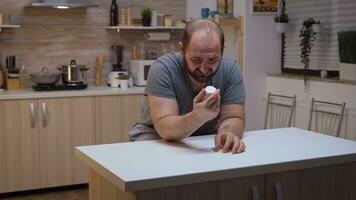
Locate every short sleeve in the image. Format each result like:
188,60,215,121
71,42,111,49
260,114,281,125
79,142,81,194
221,61,246,105
144,60,176,99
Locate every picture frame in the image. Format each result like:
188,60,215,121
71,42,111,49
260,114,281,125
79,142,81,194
217,0,234,18
252,0,279,15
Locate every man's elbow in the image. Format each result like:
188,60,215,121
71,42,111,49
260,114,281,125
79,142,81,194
156,128,184,141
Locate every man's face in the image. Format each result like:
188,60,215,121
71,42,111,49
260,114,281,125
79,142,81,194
180,31,222,83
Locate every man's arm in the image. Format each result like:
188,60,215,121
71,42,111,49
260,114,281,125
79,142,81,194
215,102,246,153
148,89,221,140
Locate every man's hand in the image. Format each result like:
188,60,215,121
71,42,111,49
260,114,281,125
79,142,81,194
214,131,245,154
192,89,221,124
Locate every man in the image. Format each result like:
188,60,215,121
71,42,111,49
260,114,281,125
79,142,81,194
129,19,246,154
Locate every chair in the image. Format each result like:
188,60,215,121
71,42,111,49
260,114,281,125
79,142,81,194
264,92,296,129
308,98,346,137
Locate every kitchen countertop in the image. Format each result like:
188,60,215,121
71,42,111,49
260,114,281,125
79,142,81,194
0,86,145,100
76,128,356,192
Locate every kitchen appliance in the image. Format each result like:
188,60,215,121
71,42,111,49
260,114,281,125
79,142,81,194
111,45,126,72
57,60,89,85
108,45,128,86
30,65,87,91
32,83,87,91
25,0,99,9
130,60,154,86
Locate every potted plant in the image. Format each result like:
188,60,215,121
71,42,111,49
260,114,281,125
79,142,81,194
338,30,356,81
141,8,152,27
119,74,130,90
312,20,323,33
299,17,318,88
274,0,289,34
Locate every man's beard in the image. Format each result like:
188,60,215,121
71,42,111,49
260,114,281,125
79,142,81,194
183,57,216,83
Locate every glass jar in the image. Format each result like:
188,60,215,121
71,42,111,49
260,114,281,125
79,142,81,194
164,14,172,26
120,9,126,25
126,8,132,26
157,14,164,26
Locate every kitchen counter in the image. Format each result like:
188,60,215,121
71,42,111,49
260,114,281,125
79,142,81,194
76,127,356,198
0,86,145,100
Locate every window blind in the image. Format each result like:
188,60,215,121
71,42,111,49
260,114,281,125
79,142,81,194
284,0,356,70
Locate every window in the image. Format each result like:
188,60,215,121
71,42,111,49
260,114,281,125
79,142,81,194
282,0,356,74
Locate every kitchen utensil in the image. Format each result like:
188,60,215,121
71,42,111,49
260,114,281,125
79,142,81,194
30,66,61,85
95,55,104,87
57,60,89,85
111,45,125,71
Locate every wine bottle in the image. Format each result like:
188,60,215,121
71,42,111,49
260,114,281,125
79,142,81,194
110,0,118,26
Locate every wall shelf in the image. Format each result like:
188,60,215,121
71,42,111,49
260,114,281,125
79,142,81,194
0,25,21,32
106,25,185,32
219,18,242,27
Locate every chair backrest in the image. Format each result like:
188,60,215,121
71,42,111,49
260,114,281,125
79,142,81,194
264,92,296,129
308,98,346,137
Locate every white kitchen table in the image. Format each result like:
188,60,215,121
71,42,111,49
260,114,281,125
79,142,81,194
75,128,356,200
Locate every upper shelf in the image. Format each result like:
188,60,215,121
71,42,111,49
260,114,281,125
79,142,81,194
106,25,185,32
0,24,21,32
219,18,242,27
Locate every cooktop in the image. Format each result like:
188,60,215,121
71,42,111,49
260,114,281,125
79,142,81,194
32,83,87,91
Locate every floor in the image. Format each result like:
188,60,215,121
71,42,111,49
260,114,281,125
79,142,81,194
0,185,88,200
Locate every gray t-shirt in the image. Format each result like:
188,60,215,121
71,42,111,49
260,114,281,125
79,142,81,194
128,52,246,141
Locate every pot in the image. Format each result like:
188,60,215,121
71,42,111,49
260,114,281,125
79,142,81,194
30,66,61,85
57,60,89,84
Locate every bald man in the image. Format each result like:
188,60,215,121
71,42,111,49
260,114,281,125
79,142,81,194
129,19,246,154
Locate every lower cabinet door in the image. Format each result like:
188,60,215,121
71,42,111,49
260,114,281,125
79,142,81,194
266,169,303,200
38,97,95,188
0,99,40,193
266,162,356,200
220,175,265,200
95,94,142,144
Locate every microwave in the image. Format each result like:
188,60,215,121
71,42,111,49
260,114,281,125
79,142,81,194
130,60,155,86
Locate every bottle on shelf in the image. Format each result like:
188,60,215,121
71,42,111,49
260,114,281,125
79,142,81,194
132,45,138,60
110,0,119,26
19,62,30,89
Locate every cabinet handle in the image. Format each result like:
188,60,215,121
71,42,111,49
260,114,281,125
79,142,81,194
41,102,49,128
274,182,284,200
251,185,261,200
30,103,37,128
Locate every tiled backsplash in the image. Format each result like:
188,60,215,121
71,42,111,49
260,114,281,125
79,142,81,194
0,0,186,85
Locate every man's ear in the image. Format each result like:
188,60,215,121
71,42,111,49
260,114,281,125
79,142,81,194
178,42,184,55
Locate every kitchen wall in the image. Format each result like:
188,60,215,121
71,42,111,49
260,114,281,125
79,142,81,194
0,0,186,85
186,0,245,61
243,0,281,131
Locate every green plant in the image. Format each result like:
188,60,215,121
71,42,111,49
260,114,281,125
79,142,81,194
299,17,318,89
119,74,130,80
274,0,289,23
141,8,152,26
300,17,317,70
338,30,356,64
